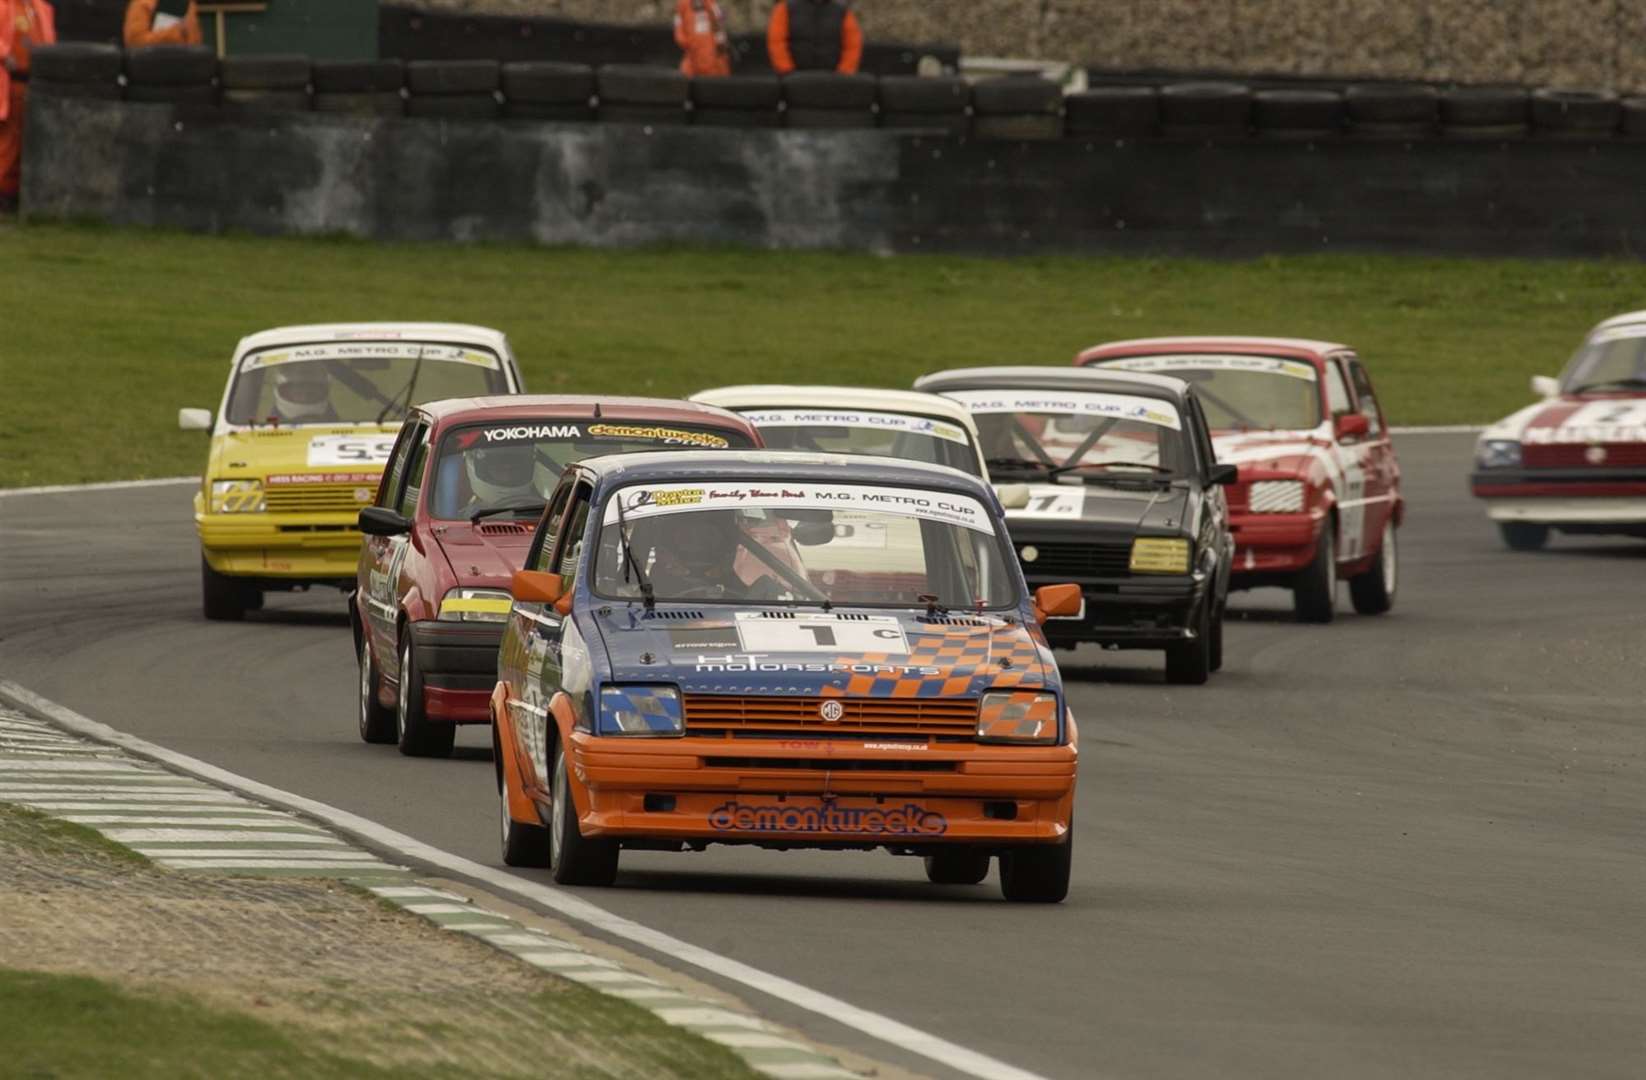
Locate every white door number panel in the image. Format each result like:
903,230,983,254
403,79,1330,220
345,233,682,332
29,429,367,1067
734,612,909,654
307,435,399,467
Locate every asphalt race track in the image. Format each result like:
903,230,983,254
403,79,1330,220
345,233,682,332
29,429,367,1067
2,433,1642,1080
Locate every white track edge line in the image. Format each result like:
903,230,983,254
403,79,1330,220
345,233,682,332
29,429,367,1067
0,678,1049,1080
0,477,198,498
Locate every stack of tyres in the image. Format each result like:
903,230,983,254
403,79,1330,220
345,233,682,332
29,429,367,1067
1439,87,1528,139
220,54,311,113
1530,88,1620,139
28,43,122,101
1624,96,1646,138
502,62,596,122
876,75,969,135
1252,89,1342,140
313,59,405,116
596,65,689,125
1159,82,1250,138
1344,84,1437,138
405,59,500,120
1064,86,1158,139
970,75,1062,140
691,74,782,128
124,45,216,106
782,72,877,128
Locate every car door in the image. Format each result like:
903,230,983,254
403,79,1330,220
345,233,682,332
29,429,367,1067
502,475,579,794
1185,392,1232,596
380,424,433,686
1344,354,1398,549
1322,355,1371,562
362,419,424,667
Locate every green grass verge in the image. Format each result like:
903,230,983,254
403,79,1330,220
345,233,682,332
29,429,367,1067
1,802,150,867
5,222,1644,487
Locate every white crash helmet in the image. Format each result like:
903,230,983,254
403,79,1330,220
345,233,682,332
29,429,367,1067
465,443,539,506
272,366,332,422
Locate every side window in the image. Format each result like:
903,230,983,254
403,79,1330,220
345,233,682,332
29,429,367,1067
1324,360,1353,419
555,483,596,590
1186,395,1217,474
396,429,432,518
1346,358,1385,436
528,477,578,573
377,421,422,509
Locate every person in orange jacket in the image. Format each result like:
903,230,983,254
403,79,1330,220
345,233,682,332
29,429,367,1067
767,0,861,75
124,0,202,48
675,0,730,78
0,0,55,210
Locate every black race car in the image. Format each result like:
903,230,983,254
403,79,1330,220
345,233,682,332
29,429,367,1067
915,367,1237,684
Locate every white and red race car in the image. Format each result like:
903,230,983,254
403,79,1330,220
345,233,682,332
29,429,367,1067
1077,337,1403,623
1471,311,1646,550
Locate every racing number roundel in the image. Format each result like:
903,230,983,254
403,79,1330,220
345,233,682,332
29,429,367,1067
819,700,845,724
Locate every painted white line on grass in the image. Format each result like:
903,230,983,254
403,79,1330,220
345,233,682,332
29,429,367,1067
131,848,388,860
20,802,268,813
0,790,250,801
0,677,1053,1080
154,858,389,871
65,816,307,828
0,760,151,773
105,828,344,844
0,477,198,498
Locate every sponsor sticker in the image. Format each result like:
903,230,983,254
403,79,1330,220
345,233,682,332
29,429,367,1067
607,482,994,534
480,424,582,443
306,435,398,467
242,342,500,370
1099,353,1319,381
693,653,942,676
587,423,731,448
708,800,948,836
1523,401,1646,445
667,626,743,652
945,389,1183,431
740,409,971,446
265,471,381,485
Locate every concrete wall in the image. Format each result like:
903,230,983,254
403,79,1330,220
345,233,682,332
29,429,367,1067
23,95,1646,258
410,1,1646,91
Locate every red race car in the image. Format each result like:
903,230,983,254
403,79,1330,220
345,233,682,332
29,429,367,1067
352,396,762,757
1077,337,1403,622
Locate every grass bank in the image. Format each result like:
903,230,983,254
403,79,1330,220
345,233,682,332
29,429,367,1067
5,222,1642,486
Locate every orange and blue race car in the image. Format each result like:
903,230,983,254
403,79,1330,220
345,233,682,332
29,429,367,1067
492,451,1083,902
352,397,762,757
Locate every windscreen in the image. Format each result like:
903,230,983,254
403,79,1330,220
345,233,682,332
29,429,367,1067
593,482,1016,609
1092,355,1321,431
430,420,754,521
944,389,1190,481
1560,329,1646,393
740,408,982,476
225,342,508,426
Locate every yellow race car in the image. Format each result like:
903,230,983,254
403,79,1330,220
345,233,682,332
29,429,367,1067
180,323,525,620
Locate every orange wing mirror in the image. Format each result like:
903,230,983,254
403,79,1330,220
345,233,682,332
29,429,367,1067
512,570,565,606
1033,583,1083,624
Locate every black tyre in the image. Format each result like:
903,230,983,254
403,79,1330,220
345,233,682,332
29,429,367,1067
124,45,216,87
1441,87,1527,129
1165,599,1211,686
1442,122,1528,140
1160,82,1251,137
879,110,969,135
973,114,1062,140
406,93,499,120
498,725,551,867
1345,83,1438,126
357,634,397,744
1293,526,1337,623
597,64,688,106
598,103,689,125
201,557,249,622
1349,519,1398,615
1499,522,1550,551
549,741,619,886
786,106,876,129
312,59,404,94
219,54,310,91
32,79,122,101
125,83,217,105
1208,602,1225,673
503,61,595,104
1349,119,1435,139
1531,88,1619,138
397,636,455,758
999,827,1071,903
1253,89,1343,136
693,107,782,128
1064,86,1158,137
406,59,500,96
971,75,1061,116
504,101,596,123
924,849,991,885
877,75,968,114
782,71,878,109
692,73,781,109
222,88,311,112
30,43,123,84
314,91,405,116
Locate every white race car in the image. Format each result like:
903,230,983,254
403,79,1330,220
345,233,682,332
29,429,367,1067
1471,311,1646,549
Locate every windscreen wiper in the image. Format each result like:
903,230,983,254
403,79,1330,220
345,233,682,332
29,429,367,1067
1570,377,1646,393
985,457,1050,473
471,503,546,524
1049,461,1174,483
375,347,427,424
612,495,656,611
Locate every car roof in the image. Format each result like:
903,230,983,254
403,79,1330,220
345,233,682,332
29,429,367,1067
1589,310,1646,336
574,449,995,498
689,385,981,429
914,365,1191,402
411,395,758,434
232,323,511,356
1076,336,1349,365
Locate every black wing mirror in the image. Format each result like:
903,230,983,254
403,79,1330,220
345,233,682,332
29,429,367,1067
1208,463,1239,487
358,506,412,536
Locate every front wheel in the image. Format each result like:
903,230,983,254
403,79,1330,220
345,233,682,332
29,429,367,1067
923,849,991,885
1499,522,1550,551
999,826,1072,903
1350,520,1398,615
397,636,455,758
1208,602,1225,673
201,557,252,622
1293,527,1337,624
1164,600,1211,685
549,742,619,886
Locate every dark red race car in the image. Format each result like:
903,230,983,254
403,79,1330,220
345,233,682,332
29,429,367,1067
352,396,762,757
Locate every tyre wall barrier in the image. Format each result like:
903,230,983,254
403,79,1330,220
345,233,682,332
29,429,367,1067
24,88,1646,259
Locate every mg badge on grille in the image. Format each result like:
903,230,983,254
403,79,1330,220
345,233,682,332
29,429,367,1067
1020,545,1039,563
354,488,374,502
1585,445,1608,465
819,700,845,723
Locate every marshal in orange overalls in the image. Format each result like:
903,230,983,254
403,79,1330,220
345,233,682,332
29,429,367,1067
0,0,55,202
674,0,731,78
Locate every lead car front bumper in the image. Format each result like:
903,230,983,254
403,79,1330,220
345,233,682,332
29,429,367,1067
1031,572,1210,650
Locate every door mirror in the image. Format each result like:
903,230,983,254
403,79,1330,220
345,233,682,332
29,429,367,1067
512,570,566,607
1033,583,1083,624
1333,413,1370,442
1208,463,1239,487
179,408,213,431
995,483,1031,510
1530,375,1560,399
358,506,412,537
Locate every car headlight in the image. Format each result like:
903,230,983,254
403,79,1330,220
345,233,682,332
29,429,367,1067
437,588,513,623
209,479,264,513
977,690,1060,745
598,685,684,737
1129,537,1191,574
1247,480,1306,513
1475,439,1522,470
